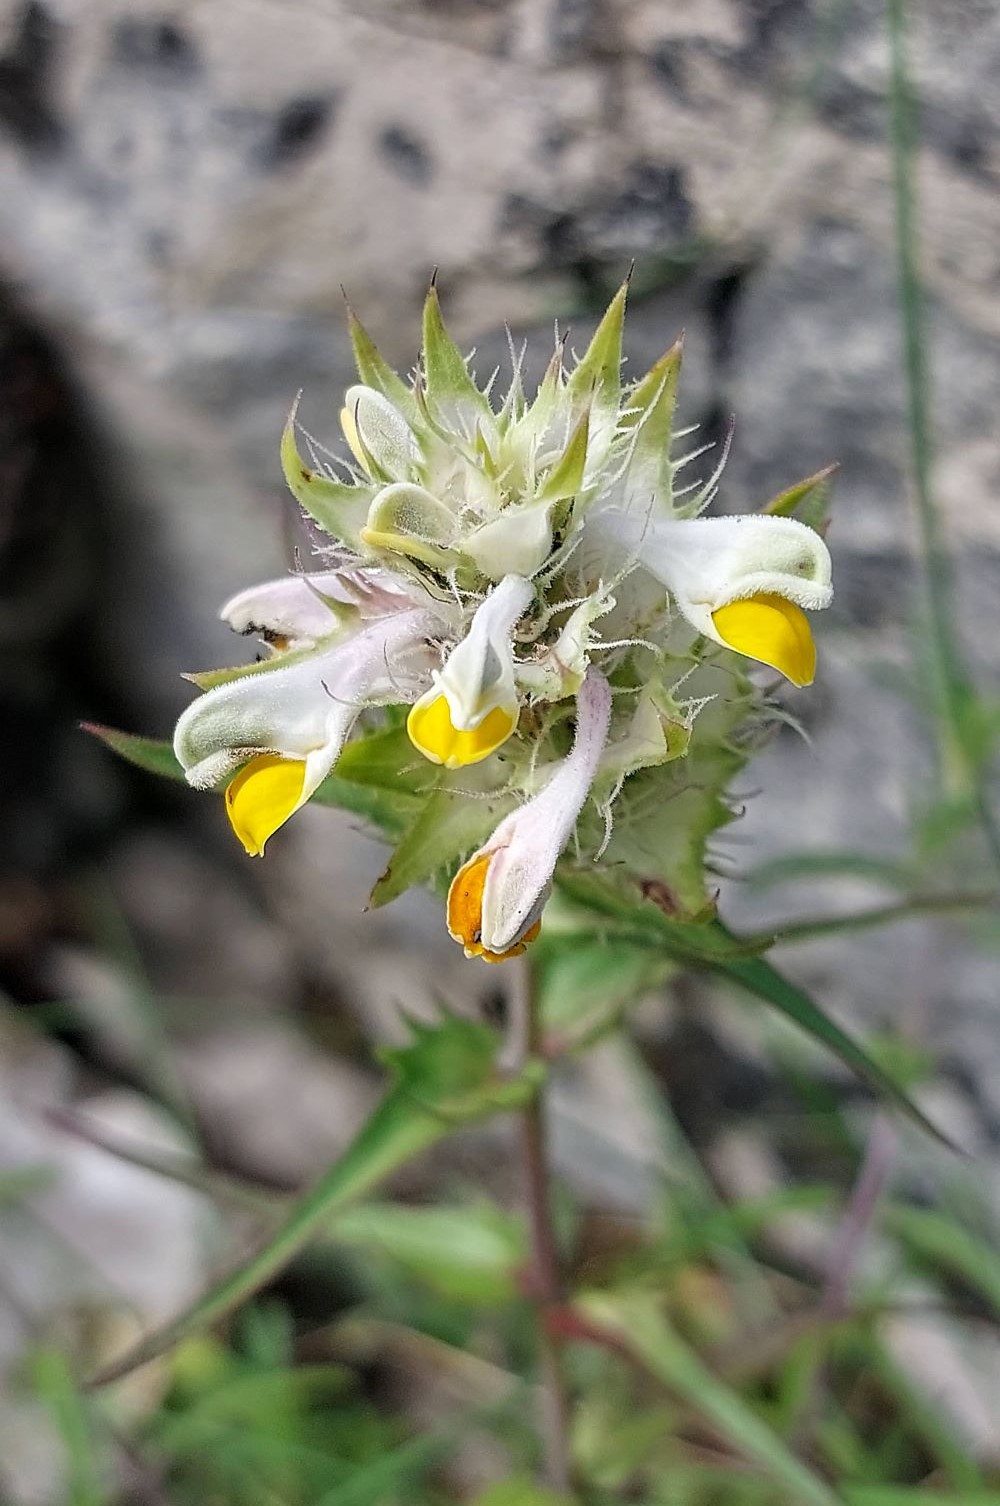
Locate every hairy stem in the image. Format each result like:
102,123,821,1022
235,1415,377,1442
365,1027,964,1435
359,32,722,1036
512,959,572,1492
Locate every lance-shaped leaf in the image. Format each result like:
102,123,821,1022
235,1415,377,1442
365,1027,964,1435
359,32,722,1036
347,302,421,426
369,780,520,908
280,407,373,548
565,278,627,478
763,463,838,531
555,869,954,1146
578,1291,840,1506
91,1014,545,1386
84,724,426,841
536,409,590,504
421,283,492,438
619,334,684,508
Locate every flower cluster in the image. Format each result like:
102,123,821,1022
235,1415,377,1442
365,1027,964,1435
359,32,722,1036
174,282,833,961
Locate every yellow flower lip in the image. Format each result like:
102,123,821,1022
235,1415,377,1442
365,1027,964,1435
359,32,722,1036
446,852,541,963
407,693,517,769
711,592,817,687
225,753,308,855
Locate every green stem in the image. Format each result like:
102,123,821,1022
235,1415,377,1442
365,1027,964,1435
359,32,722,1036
886,0,1000,865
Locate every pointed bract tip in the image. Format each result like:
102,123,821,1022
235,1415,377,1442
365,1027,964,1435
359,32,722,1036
429,265,439,290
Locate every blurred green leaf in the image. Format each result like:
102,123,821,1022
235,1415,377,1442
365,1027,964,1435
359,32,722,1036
883,1202,1000,1316
472,1482,576,1506
713,954,953,1148
742,851,915,891
31,1348,103,1506
331,1201,528,1303
534,930,671,1045
91,1015,544,1386
579,1291,840,1506
281,410,373,548
751,890,993,947
0,1165,57,1202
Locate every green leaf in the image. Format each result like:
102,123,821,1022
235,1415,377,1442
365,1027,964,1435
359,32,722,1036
280,409,373,547
31,1349,103,1506
347,303,421,425
534,930,671,1046
553,869,768,964
578,1291,840,1506
84,723,427,840
332,1201,527,1303
746,890,993,947
883,1202,1000,1316
421,283,491,431
368,780,518,908
472,1483,576,1506
843,1493,1000,1506
621,335,684,504
714,954,955,1148
90,1015,544,1386
762,464,838,529
566,279,626,416
83,723,185,781
536,410,590,503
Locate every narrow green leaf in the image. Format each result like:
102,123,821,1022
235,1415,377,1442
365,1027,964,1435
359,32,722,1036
280,410,372,547
32,1349,103,1506
742,850,915,891
90,1016,542,1386
621,336,684,502
748,890,993,947
536,410,590,502
368,781,518,908
347,304,421,424
714,954,955,1148
844,1493,1000,1506
421,283,490,428
311,1430,448,1506
762,464,838,528
82,723,184,781
883,1202,1000,1316
333,1201,527,1303
579,1291,840,1506
473,1483,576,1506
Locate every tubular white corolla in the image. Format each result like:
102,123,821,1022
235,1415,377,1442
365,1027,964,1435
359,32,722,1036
446,667,612,961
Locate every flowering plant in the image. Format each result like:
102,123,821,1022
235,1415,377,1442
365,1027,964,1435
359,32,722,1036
171,280,832,960
89,283,963,1498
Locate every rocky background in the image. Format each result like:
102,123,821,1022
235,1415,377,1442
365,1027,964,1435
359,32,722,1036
0,0,998,1497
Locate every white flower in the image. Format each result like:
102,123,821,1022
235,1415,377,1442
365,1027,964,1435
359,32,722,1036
446,668,612,961
407,574,535,769
219,568,417,650
174,607,437,855
591,511,832,686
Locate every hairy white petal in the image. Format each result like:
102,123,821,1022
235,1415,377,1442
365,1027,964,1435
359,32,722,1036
433,574,534,731
175,609,437,792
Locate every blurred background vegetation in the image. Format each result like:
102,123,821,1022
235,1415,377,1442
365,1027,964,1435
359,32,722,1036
0,0,998,1501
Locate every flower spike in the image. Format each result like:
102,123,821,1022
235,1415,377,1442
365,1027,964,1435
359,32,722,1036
447,667,612,961
166,283,835,943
